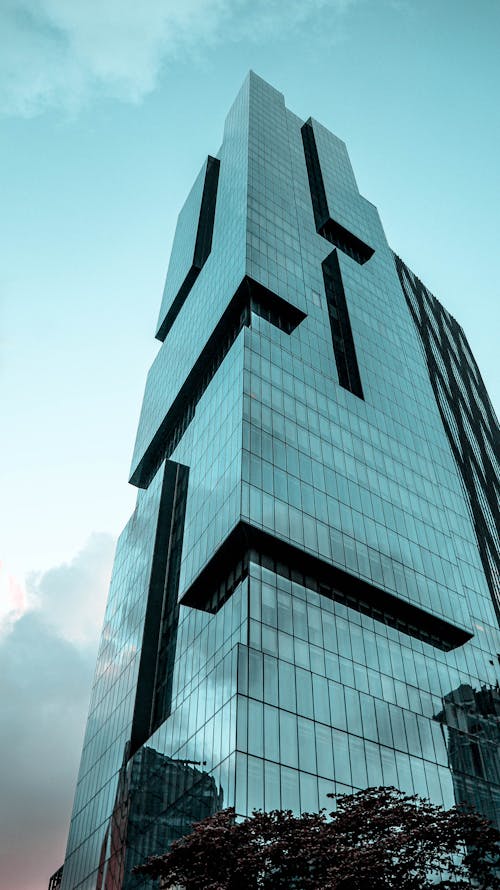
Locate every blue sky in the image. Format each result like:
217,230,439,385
0,2,499,888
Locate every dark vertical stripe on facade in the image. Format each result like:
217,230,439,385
193,155,220,269
301,120,366,400
156,156,220,342
130,461,189,756
301,121,330,230
150,463,189,733
323,251,364,399
301,121,374,264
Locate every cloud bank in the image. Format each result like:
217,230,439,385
0,533,115,890
0,0,354,115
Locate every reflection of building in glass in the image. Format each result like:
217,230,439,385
55,74,500,890
436,684,500,828
96,747,223,890
48,866,63,890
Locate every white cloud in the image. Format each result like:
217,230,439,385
0,0,356,116
0,534,115,890
0,560,29,637
26,531,115,644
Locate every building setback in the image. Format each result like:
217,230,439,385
57,73,500,890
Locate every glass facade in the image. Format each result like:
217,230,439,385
57,73,500,890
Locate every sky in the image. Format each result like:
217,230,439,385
0,1,499,888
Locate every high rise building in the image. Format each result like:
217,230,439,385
56,73,500,890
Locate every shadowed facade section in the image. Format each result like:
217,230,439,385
394,253,500,623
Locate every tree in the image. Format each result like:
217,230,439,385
134,786,500,889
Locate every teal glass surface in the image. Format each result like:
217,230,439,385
59,74,500,890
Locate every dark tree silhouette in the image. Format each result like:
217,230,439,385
134,786,500,890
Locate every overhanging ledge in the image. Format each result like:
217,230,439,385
180,522,473,653
130,277,306,489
